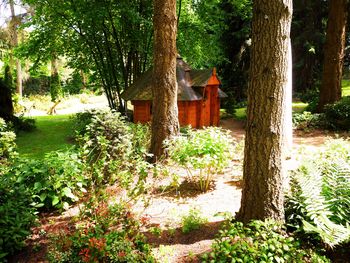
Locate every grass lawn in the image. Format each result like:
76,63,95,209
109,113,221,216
16,114,75,159
233,79,350,120
342,79,350,96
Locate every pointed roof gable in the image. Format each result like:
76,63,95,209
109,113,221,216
121,57,226,101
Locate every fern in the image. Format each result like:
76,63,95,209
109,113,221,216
287,140,350,247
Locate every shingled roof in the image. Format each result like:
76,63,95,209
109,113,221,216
121,57,226,101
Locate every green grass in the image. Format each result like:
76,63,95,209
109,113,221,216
342,79,350,96
16,114,75,159
232,80,350,120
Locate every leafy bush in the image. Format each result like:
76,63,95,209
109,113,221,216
0,171,37,259
23,75,50,96
10,116,36,132
0,118,17,165
181,208,208,234
47,197,155,263
292,111,325,130
7,149,86,210
324,96,350,130
165,127,235,192
71,110,95,137
203,220,330,263
286,139,350,247
297,88,320,113
78,110,151,191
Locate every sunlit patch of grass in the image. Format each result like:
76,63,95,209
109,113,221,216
342,79,350,96
16,114,75,159
234,107,246,120
233,102,308,120
292,102,308,113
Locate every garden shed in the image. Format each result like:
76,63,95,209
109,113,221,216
121,57,227,128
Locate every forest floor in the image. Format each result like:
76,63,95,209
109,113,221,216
10,97,350,263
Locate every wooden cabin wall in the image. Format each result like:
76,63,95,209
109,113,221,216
132,100,151,123
178,101,199,128
209,85,220,126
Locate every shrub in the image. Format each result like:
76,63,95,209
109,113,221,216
8,149,86,210
292,111,325,130
0,118,17,166
286,139,350,247
324,96,350,130
203,220,330,263
78,110,152,192
0,172,37,259
47,197,155,263
165,127,235,192
71,110,95,137
10,116,36,132
181,208,208,234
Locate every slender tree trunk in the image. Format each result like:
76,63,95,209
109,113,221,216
150,0,179,160
236,0,293,223
9,0,22,98
317,0,348,112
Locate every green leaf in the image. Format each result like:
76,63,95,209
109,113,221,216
39,193,47,202
34,182,42,191
52,196,59,206
62,187,76,200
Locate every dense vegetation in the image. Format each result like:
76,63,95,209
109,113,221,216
0,0,350,262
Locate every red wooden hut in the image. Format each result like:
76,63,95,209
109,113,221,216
121,57,227,128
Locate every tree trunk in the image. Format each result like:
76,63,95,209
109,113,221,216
0,79,14,121
236,0,293,223
150,0,179,160
317,0,348,112
9,0,22,98
50,53,61,103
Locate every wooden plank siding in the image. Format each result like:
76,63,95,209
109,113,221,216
131,78,221,128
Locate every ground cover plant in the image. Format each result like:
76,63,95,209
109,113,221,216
7,150,86,210
47,194,155,263
0,118,38,259
203,219,330,263
166,127,235,192
286,139,350,247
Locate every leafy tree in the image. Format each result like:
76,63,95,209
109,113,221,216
21,0,154,112
8,0,23,97
177,0,225,68
218,0,252,103
150,0,179,159
236,0,293,223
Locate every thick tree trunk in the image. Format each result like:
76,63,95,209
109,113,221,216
317,0,348,112
150,0,179,160
9,0,22,98
236,0,293,223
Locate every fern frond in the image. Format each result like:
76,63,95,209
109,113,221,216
295,163,350,247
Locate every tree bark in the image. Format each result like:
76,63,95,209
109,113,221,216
9,0,22,98
236,0,293,223
317,0,348,112
150,0,179,160
0,79,14,121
